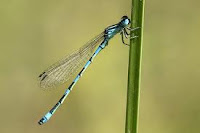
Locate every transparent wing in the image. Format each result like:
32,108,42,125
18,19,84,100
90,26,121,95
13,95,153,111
39,32,105,89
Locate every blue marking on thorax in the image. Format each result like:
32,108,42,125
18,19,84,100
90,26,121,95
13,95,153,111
105,24,123,40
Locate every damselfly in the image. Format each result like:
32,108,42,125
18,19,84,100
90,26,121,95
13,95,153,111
38,16,139,125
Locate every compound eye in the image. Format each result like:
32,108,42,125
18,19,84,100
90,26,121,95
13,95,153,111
121,16,128,20
124,18,130,25
121,16,130,25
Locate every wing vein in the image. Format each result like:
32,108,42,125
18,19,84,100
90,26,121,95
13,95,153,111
39,32,105,89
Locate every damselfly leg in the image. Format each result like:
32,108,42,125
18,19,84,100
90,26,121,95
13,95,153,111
120,30,129,46
126,27,140,31
120,27,140,46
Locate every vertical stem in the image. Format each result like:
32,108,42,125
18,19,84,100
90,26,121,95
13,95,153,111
125,0,145,133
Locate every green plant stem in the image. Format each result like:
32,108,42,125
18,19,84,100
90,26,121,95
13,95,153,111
125,0,145,133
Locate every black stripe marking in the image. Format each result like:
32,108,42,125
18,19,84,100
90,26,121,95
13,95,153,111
39,72,45,77
38,117,46,125
99,45,103,49
59,94,66,103
89,57,93,62
79,67,85,76
68,82,75,90
50,102,60,114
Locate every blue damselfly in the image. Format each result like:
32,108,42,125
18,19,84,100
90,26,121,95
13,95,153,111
38,16,138,125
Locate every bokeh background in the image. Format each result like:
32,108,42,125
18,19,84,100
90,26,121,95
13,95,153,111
0,0,199,133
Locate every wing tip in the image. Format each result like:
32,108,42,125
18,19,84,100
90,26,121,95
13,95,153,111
38,72,48,81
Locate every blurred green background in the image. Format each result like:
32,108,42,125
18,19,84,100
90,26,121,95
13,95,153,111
0,0,199,133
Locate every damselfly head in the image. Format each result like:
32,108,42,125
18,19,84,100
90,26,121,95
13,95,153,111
120,16,130,27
